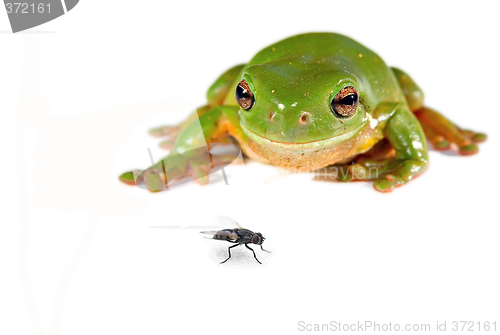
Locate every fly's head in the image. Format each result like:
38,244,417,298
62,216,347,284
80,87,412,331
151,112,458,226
252,233,265,245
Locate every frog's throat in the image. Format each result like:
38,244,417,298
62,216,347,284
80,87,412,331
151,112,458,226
241,122,369,171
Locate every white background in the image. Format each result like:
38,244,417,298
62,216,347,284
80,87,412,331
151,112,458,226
1,1,499,334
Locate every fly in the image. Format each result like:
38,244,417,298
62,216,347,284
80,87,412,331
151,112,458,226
200,216,271,264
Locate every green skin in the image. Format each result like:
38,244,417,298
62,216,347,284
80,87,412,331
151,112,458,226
120,33,486,192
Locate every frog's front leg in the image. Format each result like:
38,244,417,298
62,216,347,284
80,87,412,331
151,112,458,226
148,64,245,150
119,105,248,191
339,105,428,192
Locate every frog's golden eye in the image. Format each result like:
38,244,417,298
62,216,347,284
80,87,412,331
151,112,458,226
235,79,255,111
331,86,359,117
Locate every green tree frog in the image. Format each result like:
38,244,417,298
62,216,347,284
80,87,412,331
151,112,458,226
120,33,486,192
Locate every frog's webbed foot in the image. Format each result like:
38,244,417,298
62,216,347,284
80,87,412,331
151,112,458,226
336,155,425,193
119,146,239,191
120,105,244,191
335,140,402,191
414,107,487,155
119,153,190,192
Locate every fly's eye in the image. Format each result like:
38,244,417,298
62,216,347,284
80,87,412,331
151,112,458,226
235,79,255,111
331,86,359,117
252,235,261,245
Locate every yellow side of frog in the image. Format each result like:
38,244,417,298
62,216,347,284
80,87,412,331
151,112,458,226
119,33,486,192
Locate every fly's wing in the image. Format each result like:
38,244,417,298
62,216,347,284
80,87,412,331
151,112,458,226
217,216,243,229
200,229,239,242
199,230,218,238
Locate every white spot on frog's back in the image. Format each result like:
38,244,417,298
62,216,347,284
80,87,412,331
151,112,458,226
278,103,285,110
291,102,297,107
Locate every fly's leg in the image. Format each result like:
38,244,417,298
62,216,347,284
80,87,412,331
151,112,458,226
245,244,262,264
260,245,271,253
220,244,240,264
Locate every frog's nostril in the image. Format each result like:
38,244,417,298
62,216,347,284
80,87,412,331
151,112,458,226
299,112,310,125
268,111,276,122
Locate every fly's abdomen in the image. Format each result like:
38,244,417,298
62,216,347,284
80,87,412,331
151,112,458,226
212,229,239,242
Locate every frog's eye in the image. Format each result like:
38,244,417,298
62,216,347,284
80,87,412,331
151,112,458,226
331,86,359,117
235,79,255,111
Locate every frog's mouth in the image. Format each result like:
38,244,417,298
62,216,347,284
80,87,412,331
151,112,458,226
240,122,367,171
240,122,365,150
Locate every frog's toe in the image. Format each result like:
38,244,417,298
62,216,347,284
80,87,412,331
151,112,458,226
461,130,487,143
192,164,210,185
433,139,450,151
143,169,167,192
336,166,353,182
459,144,479,156
119,170,139,185
373,179,395,193
471,132,487,143
119,169,167,192
418,120,450,151
149,125,179,138
159,139,175,150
